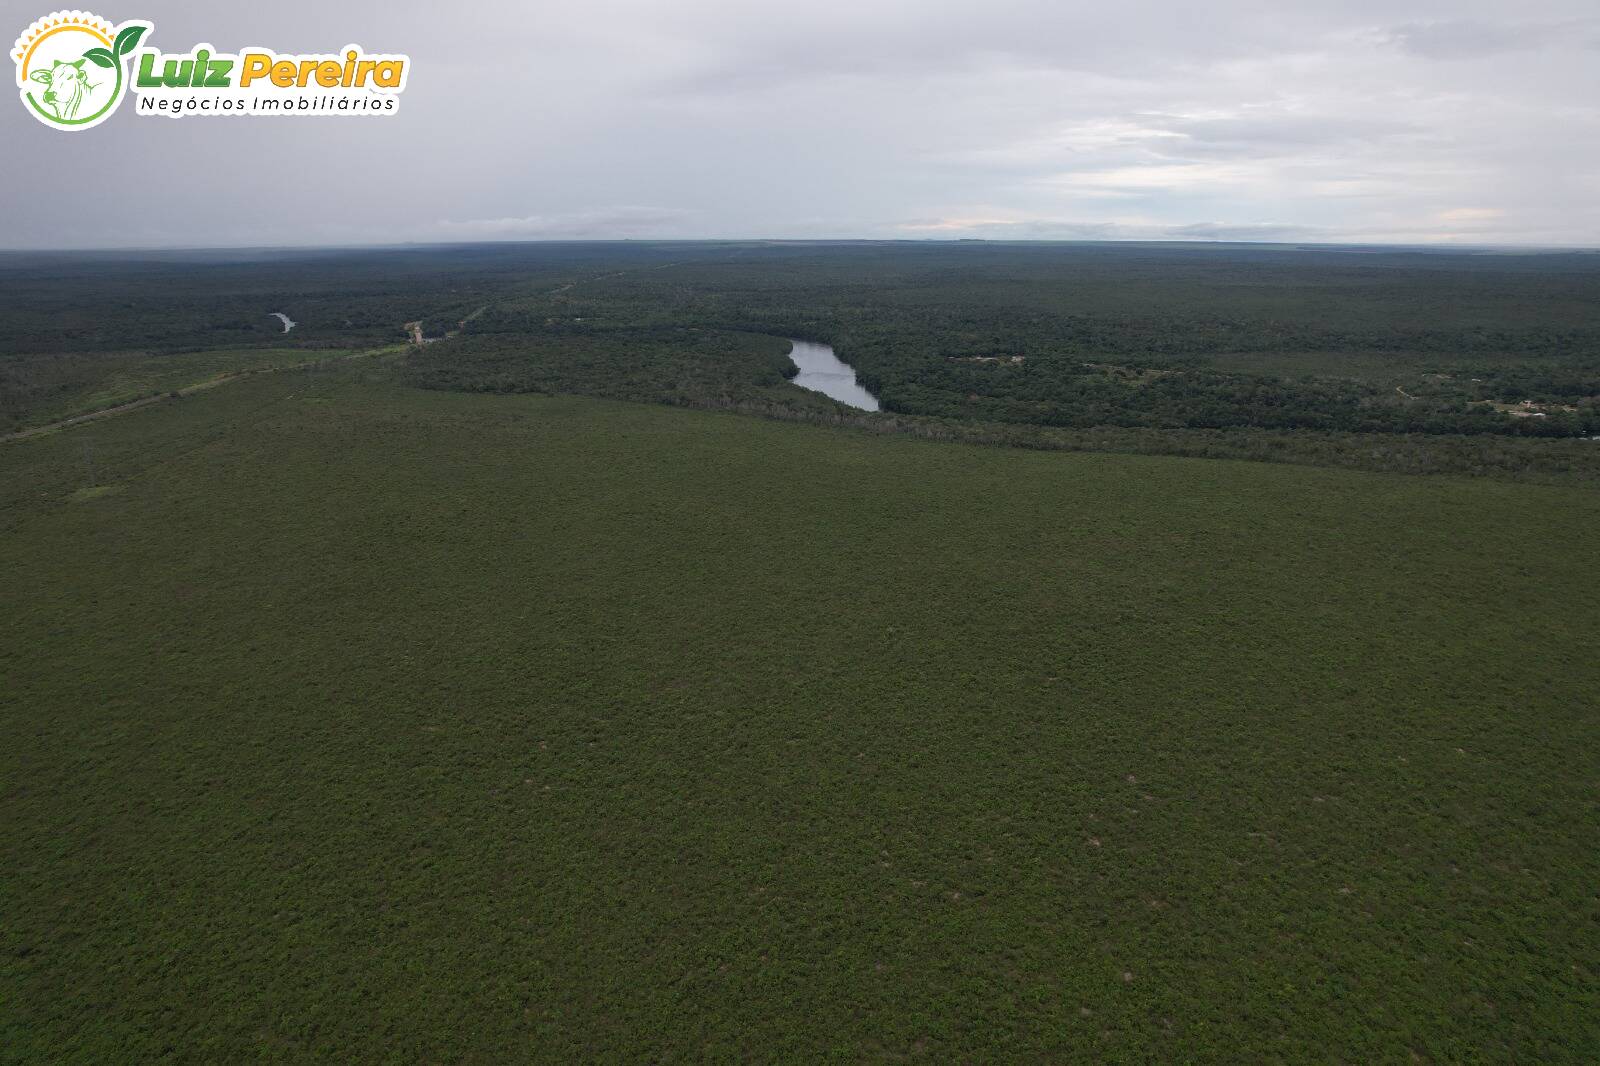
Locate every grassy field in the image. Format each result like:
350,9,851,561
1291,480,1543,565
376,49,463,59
2,363,1597,1061
0,347,340,435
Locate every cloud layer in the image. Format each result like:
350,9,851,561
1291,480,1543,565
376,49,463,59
3,0,1598,247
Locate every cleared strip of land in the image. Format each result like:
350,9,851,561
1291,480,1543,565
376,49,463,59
2,346,400,443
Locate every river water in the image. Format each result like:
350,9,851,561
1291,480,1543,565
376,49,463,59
787,339,879,411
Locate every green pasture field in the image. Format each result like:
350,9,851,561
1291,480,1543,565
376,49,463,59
2,363,1595,1061
0,347,339,435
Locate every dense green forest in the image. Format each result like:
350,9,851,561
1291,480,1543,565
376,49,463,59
5,242,1600,477
446,242,1600,439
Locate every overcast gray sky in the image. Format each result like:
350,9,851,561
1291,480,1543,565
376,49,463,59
5,0,1598,248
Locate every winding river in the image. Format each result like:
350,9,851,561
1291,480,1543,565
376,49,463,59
787,339,879,411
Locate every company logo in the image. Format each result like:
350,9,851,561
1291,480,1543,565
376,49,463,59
14,10,409,130
13,11,148,129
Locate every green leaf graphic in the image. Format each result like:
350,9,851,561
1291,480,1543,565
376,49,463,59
113,25,146,56
83,47,115,68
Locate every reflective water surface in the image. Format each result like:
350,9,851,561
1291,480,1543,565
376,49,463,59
787,338,879,411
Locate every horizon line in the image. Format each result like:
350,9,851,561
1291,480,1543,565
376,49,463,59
2,237,1597,256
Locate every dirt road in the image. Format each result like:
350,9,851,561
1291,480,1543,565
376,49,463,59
2,347,400,444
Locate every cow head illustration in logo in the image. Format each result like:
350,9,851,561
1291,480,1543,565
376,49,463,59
13,11,149,130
